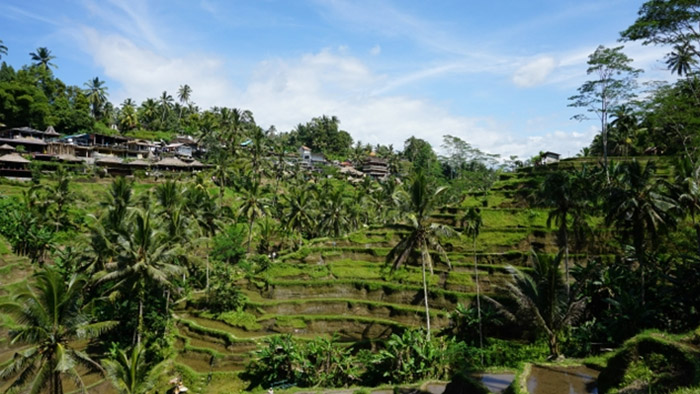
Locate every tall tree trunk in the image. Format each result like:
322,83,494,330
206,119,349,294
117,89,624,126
421,248,431,340
247,218,254,254
136,298,144,346
206,255,210,290
695,222,700,258
473,236,484,365
563,224,570,299
634,223,645,306
53,370,63,394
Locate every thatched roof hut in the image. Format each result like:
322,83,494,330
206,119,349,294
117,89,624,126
128,159,152,167
0,153,30,164
156,157,189,168
0,143,15,152
56,154,83,163
45,126,60,137
96,156,124,165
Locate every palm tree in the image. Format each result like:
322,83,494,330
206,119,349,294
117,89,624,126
102,343,167,394
539,170,576,296
159,91,173,122
29,47,56,70
605,160,677,304
318,188,352,238
119,101,139,131
461,207,484,358
674,158,700,256
0,39,7,59
495,252,585,358
666,42,697,76
97,208,183,345
0,267,117,394
177,84,192,121
84,77,109,119
386,171,456,339
281,185,317,244
236,178,269,254
138,98,158,129
47,166,76,232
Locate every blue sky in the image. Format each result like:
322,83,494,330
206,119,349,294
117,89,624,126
0,0,676,159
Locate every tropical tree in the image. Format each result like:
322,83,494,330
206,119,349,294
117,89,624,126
538,169,592,296
674,157,700,256
0,39,7,59
30,47,56,70
386,171,456,339
0,267,117,394
461,207,484,357
236,178,269,254
621,0,700,68
102,343,167,394
494,252,586,358
119,100,139,131
569,45,642,179
177,84,192,121
318,188,352,238
84,77,109,119
666,42,697,76
281,185,317,243
605,160,677,304
46,166,76,232
97,208,183,345
159,91,173,122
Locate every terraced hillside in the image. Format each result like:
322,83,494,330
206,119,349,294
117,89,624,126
169,166,571,389
3,158,657,392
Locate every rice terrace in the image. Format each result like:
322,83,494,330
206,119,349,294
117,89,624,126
2,1,700,393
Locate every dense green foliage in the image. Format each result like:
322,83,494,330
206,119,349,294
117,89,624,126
5,7,700,391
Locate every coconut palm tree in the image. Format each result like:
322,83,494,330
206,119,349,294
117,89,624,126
386,171,456,339
281,185,317,244
0,39,8,59
0,267,117,394
47,165,76,232
461,207,484,357
102,343,167,394
495,252,586,358
97,208,183,345
318,188,351,238
236,178,269,254
29,47,56,70
84,77,109,119
138,98,158,129
674,157,700,256
539,170,576,296
159,91,173,122
666,42,697,76
605,160,677,304
119,101,139,131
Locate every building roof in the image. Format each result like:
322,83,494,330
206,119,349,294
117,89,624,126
339,166,365,177
0,153,30,164
156,157,189,167
96,156,123,164
0,137,47,146
45,126,60,136
56,154,83,163
127,159,152,167
0,144,15,151
189,160,206,168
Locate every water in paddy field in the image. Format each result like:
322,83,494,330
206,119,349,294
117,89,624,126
475,373,515,393
527,365,599,394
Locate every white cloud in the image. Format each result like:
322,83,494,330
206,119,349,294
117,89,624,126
370,44,381,56
78,28,237,108
512,56,556,87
